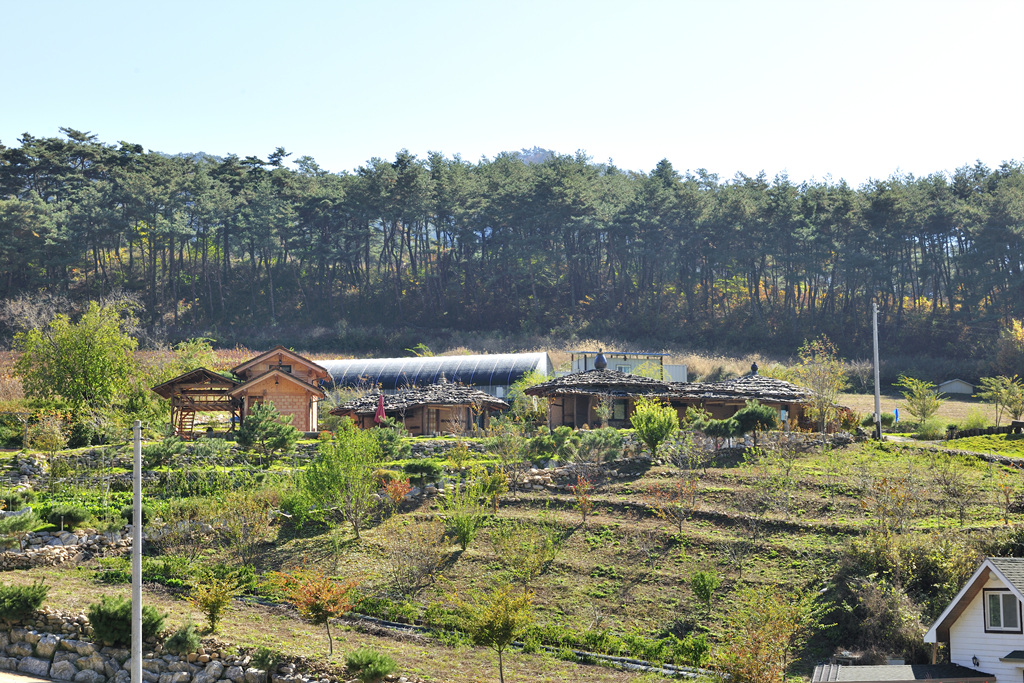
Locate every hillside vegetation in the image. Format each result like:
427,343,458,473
1,130,1022,370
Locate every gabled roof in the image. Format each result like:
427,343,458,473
228,368,326,399
926,557,1024,643
231,345,329,380
331,382,508,417
523,369,678,397
151,368,240,399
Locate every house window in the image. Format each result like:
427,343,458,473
617,365,630,373
276,364,292,374
985,589,1022,632
613,400,627,421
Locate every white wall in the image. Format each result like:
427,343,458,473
949,575,1023,682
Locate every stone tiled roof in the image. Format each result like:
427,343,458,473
666,373,812,404
812,664,994,682
523,369,679,397
526,369,812,405
990,557,1024,593
331,382,509,416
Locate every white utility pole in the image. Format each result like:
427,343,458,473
873,303,882,440
132,420,142,683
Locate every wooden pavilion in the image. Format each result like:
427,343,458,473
331,379,509,436
152,346,329,438
151,368,241,439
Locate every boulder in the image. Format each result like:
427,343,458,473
244,669,267,683
113,670,131,683
0,657,18,671
19,656,53,677
8,642,34,657
36,634,60,658
78,652,106,672
226,665,245,682
204,659,224,679
143,658,165,673
50,659,78,681
74,670,106,683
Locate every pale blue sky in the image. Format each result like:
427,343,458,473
2,0,1021,186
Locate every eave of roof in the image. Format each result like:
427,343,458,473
926,557,1024,643
231,345,329,379
151,368,240,399
228,368,326,399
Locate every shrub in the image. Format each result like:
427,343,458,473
369,420,411,460
345,648,397,683
251,646,284,672
164,622,201,654
860,411,897,430
960,410,990,431
402,460,443,483
914,417,946,441
630,397,678,458
0,510,40,537
143,437,186,467
0,490,33,512
46,504,91,531
120,504,154,526
189,437,232,460
671,632,710,667
88,595,166,646
236,402,300,460
575,428,623,464
188,575,240,632
0,581,48,621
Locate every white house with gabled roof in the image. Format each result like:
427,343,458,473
926,557,1024,682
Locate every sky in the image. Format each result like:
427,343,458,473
1,0,1022,187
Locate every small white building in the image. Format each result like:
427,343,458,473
938,379,975,395
925,557,1024,682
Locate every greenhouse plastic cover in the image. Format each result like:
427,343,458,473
318,353,552,392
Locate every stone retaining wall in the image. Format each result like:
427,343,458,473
0,609,417,683
0,529,131,570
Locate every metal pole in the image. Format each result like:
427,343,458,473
873,303,882,441
132,420,142,683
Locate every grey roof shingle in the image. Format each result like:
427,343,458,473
331,382,509,417
989,557,1024,593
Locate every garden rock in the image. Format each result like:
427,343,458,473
76,669,107,683
51,659,79,680
35,633,60,657
18,656,52,677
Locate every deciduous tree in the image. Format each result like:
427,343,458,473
14,300,137,420
300,419,382,539
270,569,358,655
793,335,847,434
452,585,534,683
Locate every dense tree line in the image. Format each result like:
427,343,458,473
0,128,1021,356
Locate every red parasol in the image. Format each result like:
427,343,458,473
374,393,386,424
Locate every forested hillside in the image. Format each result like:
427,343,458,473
1,128,1021,359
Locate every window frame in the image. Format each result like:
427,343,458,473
984,588,1022,634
